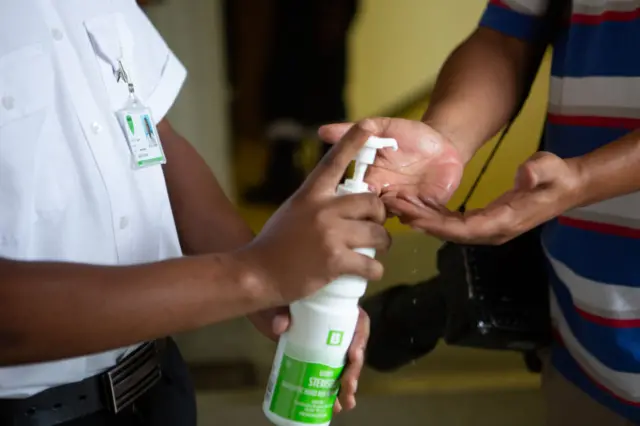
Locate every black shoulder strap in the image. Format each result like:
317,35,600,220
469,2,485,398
458,0,570,213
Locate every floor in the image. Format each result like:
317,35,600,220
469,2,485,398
197,389,544,426
174,97,546,425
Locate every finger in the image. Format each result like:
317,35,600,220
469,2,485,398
303,119,379,196
338,391,356,412
339,310,368,410
518,152,563,189
405,206,515,244
344,221,392,254
381,196,490,243
271,307,291,336
318,117,394,144
329,192,387,224
382,195,448,223
318,122,354,143
333,399,343,414
338,253,384,281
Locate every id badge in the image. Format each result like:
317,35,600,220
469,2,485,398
116,99,166,169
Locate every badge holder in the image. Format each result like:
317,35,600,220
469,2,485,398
114,61,166,169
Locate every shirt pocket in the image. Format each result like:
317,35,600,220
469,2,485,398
0,44,62,258
0,44,51,127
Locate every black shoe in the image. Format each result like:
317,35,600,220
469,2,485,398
244,141,305,205
362,276,447,372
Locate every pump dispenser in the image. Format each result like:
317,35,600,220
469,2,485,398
263,137,398,426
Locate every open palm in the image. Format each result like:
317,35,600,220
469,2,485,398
319,118,465,205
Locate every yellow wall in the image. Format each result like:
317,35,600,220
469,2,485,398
348,0,552,208
348,0,488,119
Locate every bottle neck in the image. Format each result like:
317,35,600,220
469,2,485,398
353,162,368,182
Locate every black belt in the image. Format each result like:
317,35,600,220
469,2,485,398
0,339,166,426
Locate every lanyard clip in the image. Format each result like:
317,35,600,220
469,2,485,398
115,60,135,95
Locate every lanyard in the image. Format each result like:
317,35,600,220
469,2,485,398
87,15,136,89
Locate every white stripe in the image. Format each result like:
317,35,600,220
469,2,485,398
549,76,640,116
551,293,640,401
573,0,640,15
502,0,549,16
569,195,640,224
546,251,640,319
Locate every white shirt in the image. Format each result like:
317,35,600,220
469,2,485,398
0,0,186,397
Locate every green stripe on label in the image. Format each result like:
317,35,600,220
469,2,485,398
137,156,164,166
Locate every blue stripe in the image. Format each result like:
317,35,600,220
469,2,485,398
544,123,629,159
550,271,640,373
479,4,545,42
552,344,640,423
543,219,640,288
551,21,640,77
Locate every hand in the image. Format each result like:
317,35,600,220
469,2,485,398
383,152,585,244
319,118,465,205
335,307,369,413
248,307,290,342
238,119,392,306
249,307,369,412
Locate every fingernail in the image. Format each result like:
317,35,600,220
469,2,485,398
352,380,358,393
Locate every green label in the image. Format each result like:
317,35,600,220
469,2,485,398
326,330,344,346
269,354,343,424
126,115,135,134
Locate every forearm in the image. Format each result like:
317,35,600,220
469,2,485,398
572,130,640,207
160,120,254,255
423,27,539,163
0,254,266,366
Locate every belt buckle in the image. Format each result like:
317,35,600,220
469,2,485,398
103,341,163,414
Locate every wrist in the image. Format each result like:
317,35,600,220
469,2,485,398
228,248,280,310
565,156,593,208
422,112,477,164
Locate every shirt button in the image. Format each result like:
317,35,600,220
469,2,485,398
1,96,14,110
119,216,129,230
51,28,64,41
91,122,102,134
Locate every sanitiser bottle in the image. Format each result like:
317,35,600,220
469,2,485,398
263,136,398,426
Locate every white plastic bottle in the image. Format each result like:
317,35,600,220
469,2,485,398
263,136,398,426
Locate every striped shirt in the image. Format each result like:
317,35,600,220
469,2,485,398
481,0,640,422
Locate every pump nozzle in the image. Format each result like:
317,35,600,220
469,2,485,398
352,136,398,182
338,136,399,195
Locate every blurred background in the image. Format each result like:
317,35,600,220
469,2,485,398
140,0,552,424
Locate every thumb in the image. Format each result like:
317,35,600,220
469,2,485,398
515,152,562,190
271,307,291,336
318,122,354,143
318,117,392,144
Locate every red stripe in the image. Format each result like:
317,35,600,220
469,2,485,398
489,0,509,8
552,327,565,346
572,9,640,25
548,113,640,130
558,216,640,239
553,328,640,407
576,307,640,328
